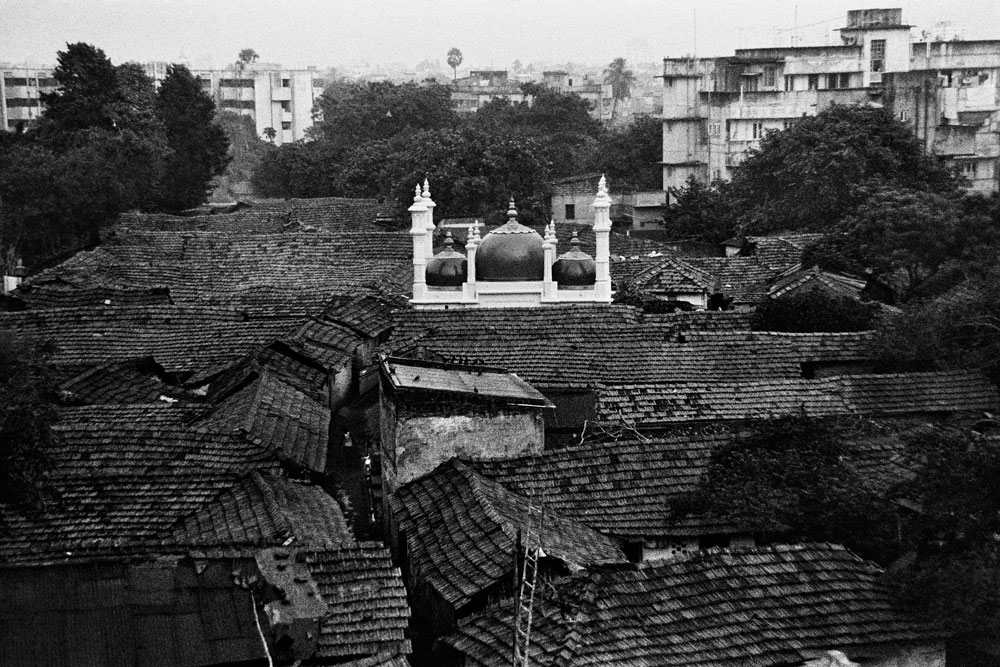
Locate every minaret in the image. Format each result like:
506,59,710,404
463,220,480,301
542,220,557,299
422,178,435,260
593,175,613,302
409,183,428,301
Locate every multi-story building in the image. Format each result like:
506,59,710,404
662,8,1000,194
0,65,57,131
450,70,531,113
1,61,325,144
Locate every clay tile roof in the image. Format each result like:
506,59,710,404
27,230,414,318
745,233,826,270
628,256,718,293
387,309,874,387
441,543,944,667
383,357,554,406
322,294,406,339
684,256,779,303
169,472,354,549
12,280,173,310
304,543,412,659
0,305,299,373
58,357,200,405
767,264,868,300
391,459,627,610
470,434,733,539
595,370,998,427
0,404,286,565
199,370,330,473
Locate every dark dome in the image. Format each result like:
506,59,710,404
552,233,596,286
476,200,544,282
426,233,468,287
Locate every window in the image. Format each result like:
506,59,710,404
713,169,722,181
281,121,292,130
744,76,759,92
280,100,291,112
898,110,909,122
763,66,776,87
827,74,840,89
708,122,721,136
4,77,28,86
783,118,795,130
219,99,255,109
808,74,819,91
312,78,325,88
959,161,977,178
568,78,573,86
220,78,254,88
839,73,851,88
784,75,795,91
281,78,290,88
752,122,764,139
870,39,886,73
565,204,576,220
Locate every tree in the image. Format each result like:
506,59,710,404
753,290,877,332
604,57,636,125
0,329,55,507
683,417,900,562
37,42,121,137
155,64,230,210
725,104,958,235
662,175,735,242
238,48,259,66
447,47,463,81
802,187,962,301
262,126,277,143
588,115,666,192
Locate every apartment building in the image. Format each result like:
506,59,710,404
1,61,325,144
663,8,1000,194
450,70,531,113
0,66,56,131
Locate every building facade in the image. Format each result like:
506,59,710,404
663,8,1000,194
1,61,324,144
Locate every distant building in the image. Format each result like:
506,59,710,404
1,61,325,144
450,70,530,113
662,7,1000,194
0,65,56,131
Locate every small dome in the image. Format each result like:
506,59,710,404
476,199,544,282
553,233,596,286
426,233,468,287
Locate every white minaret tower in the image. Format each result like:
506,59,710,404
409,183,429,302
593,175,613,302
422,178,435,260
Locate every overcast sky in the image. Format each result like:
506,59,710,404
2,0,998,71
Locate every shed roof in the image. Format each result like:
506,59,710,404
382,356,554,407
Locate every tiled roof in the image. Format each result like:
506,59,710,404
114,197,398,235
470,434,733,539
387,308,874,386
11,279,173,310
58,357,200,405
305,544,412,659
322,294,406,339
628,256,718,294
744,233,826,271
169,472,354,549
684,256,778,304
0,404,289,565
840,370,1000,415
200,370,330,473
392,459,627,609
27,230,414,317
767,264,868,300
0,305,298,373
441,543,943,667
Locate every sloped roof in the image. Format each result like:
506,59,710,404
27,230,413,318
199,370,330,473
628,256,718,294
58,357,199,405
169,472,354,549
10,279,173,310
767,264,868,300
392,459,627,609
470,434,733,539
0,305,298,373
441,543,943,667
387,308,874,386
322,293,406,339
383,357,554,406
0,404,287,565
305,544,413,659
744,233,826,270
595,370,998,426
684,256,778,303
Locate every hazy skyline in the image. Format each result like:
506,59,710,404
2,0,998,72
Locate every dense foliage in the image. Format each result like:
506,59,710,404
253,78,661,222
0,330,55,507
753,291,877,332
0,43,229,268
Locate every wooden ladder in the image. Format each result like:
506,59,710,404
513,500,544,667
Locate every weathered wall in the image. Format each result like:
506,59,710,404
802,643,945,667
393,407,544,486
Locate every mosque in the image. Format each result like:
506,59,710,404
408,177,614,308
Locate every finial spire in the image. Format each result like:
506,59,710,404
444,230,454,248
507,197,517,221
598,174,608,196
422,178,431,199
413,183,422,203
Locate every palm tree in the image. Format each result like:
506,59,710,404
604,57,636,126
447,47,463,82
234,49,259,132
